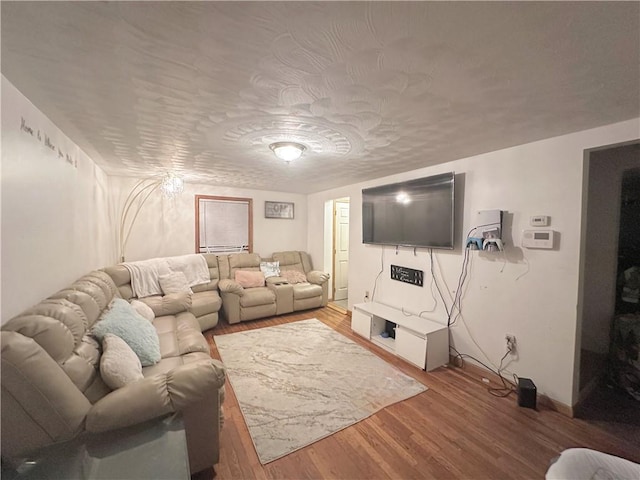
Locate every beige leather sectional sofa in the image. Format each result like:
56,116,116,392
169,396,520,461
1,270,226,475
104,253,223,332
104,250,330,329
0,250,327,474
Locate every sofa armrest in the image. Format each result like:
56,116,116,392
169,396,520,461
307,270,330,285
140,292,192,317
218,279,244,296
86,360,225,432
265,276,287,285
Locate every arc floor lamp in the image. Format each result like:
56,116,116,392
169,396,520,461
119,172,184,262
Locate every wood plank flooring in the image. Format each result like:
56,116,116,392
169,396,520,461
203,308,640,479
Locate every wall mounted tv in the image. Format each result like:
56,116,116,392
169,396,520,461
362,172,455,249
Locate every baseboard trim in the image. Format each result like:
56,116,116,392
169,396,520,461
326,302,349,315
448,355,574,417
571,373,603,418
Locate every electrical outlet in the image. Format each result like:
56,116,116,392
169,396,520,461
505,334,516,354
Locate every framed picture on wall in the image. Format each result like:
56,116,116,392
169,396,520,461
265,201,294,219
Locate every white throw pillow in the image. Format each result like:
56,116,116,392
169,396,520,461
100,334,144,389
260,261,280,278
130,299,155,322
159,272,193,295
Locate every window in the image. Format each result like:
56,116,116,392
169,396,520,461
195,195,253,253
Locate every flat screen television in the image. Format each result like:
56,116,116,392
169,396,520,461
362,172,455,249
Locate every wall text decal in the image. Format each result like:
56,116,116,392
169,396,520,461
20,116,77,168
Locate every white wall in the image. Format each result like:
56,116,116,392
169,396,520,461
1,77,114,322
111,177,308,261
307,118,640,407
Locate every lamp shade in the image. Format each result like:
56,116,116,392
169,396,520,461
160,173,184,197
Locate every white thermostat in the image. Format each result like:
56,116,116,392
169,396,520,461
522,229,554,249
530,215,550,227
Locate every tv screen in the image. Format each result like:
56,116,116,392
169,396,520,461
362,172,455,249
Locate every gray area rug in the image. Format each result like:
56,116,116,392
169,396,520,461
214,318,427,464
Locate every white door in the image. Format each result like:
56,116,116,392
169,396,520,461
333,200,350,301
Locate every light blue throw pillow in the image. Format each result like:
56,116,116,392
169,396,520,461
93,298,161,366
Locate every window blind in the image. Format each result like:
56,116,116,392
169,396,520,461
197,197,251,253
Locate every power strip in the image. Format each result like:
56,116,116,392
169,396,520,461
390,265,424,287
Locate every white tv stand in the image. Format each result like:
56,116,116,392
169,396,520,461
351,302,449,371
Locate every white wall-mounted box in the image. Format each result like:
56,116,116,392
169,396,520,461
530,215,550,226
522,229,554,249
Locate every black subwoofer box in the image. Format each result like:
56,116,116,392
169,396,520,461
517,377,537,409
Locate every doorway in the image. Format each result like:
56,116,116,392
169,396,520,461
576,141,639,435
326,198,350,312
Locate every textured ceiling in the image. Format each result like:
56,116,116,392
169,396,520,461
2,1,639,193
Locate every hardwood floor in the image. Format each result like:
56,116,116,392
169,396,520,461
203,308,640,479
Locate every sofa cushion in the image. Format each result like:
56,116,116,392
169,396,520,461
2,299,100,396
235,270,265,288
159,272,193,295
49,289,102,328
191,291,222,318
307,270,330,285
229,253,261,270
272,251,311,273
140,292,192,317
79,271,120,303
69,281,111,313
100,334,144,389
0,331,92,460
92,298,161,366
102,265,131,293
130,300,155,322
280,270,307,284
293,283,323,300
153,312,209,358
191,254,220,292
141,351,214,377
4,300,87,360
239,287,276,308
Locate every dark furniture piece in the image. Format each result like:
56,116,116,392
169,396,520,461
608,313,640,401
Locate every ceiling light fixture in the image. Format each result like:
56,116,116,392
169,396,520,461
269,142,306,163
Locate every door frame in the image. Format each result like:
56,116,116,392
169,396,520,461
575,139,640,406
331,197,350,303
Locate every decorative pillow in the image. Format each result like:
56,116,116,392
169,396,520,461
159,272,193,295
92,298,161,366
100,334,144,389
260,261,280,278
130,299,155,322
235,270,265,288
281,270,307,284
140,292,192,317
